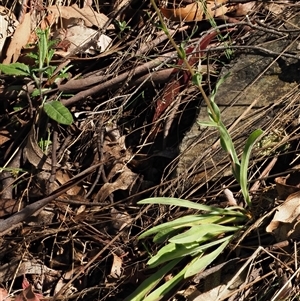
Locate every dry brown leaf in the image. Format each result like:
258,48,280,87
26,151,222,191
47,4,112,28
3,12,31,64
54,23,112,56
56,170,85,196
111,207,133,231
266,191,300,241
97,169,138,203
275,174,300,199
234,1,255,16
0,129,11,145
160,1,229,22
266,2,286,15
110,253,123,279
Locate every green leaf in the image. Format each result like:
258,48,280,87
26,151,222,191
37,28,48,69
153,228,181,244
123,258,182,301
219,124,239,165
139,215,208,239
197,120,218,127
139,213,244,240
169,224,239,244
143,263,188,301
43,101,73,125
32,88,50,97
189,235,233,256
178,43,186,59
240,129,263,206
185,238,230,278
210,73,230,103
192,73,202,86
0,63,30,76
147,242,201,268
208,100,221,122
138,198,245,216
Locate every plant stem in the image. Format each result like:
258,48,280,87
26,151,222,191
150,0,218,122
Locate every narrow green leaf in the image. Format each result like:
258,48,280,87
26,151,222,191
139,214,244,240
197,120,218,127
147,242,200,268
189,235,233,256
210,73,230,103
178,43,186,59
219,124,239,165
32,88,50,97
240,129,263,206
143,263,188,301
139,215,208,239
0,63,30,76
138,197,245,216
153,228,181,243
192,73,202,86
37,29,48,69
43,101,73,125
123,258,182,301
209,101,221,122
169,224,238,244
185,238,230,278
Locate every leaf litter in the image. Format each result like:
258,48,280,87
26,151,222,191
0,0,300,300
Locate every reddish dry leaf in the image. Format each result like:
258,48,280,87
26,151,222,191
15,285,42,301
3,12,31,64
160,1,229,22
15,278,43,301
0,288,11,301
150,30,220,138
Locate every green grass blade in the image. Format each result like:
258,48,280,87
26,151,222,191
123,258,182,301
240,129,263,206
